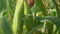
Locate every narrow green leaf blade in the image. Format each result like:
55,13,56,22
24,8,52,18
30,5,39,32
12,0,24,34
0,16,12,34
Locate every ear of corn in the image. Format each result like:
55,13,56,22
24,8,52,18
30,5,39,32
12,0,24,34
24,0,32,16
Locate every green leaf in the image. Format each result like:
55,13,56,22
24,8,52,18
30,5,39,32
27,24,44,34
52,0,60,17
6,0,13,22
24,15,34,32
12,0,24,34
44,16,60,28
26,16,44,34
24,0,32,16
0,16,12,34
25,14,43,33
36,0,47,16
46,22,53,34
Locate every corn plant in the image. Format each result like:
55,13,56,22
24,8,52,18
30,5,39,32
0,0,60,34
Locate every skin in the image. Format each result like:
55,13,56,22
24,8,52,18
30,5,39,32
27,0,34,8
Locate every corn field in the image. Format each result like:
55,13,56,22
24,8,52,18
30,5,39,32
0,0,60,34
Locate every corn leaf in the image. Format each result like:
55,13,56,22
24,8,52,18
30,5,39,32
0,16,12,34
12,0,24,34
36,0,47,16
52,0,60,17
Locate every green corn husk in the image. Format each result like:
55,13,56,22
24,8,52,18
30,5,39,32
24,0,32,16
12,0,24,34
